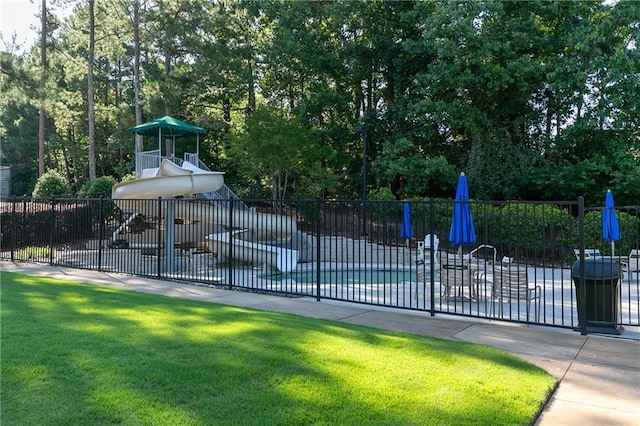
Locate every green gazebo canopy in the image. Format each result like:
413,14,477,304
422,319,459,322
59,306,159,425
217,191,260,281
129,116,206,156
129,115,206,137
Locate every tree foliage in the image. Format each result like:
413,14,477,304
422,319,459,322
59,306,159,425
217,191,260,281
227,106,324,200
78,176,117,198
32,170,71,197
0,0,637,206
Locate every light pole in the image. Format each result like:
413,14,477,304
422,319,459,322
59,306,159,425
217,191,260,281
353,125,367,236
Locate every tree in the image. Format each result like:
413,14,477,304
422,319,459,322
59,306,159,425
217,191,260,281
2,0,637,203
227,106,321,200
133,0,142,151
87,0,96,179
39,0,47,176
32,169,71,197
120,0,144,153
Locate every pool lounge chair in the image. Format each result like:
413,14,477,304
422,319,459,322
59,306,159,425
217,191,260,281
574,248,630,275
440,261,476,301
490,267,541,322
573,248,602,260
415,235,440,295
627,249,639,272
416,234,440,268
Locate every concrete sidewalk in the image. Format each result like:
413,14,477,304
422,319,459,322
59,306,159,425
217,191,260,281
2,261,639,425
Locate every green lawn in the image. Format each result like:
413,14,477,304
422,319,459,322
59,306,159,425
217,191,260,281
1,271,556,425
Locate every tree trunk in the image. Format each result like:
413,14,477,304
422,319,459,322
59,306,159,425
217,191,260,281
247,58,256,112
132,0,143,153
38,0,46,176
164,45,173,157
87,0,97,179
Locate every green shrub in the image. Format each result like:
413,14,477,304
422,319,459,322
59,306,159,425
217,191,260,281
32,170,71,197
489,203,575,260
78,176,119,221
582,210,639,256
16,245,52,260
78,176,117,198
407,198,454,241
368,188,398,236
368,187,396,202
120,172,136,182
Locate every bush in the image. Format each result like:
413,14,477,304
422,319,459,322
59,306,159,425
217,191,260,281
120,172,136,182
15,245,52,260
78,176,117,198
487,203,575,261
582,210,640,257
0,202,93,250
32,170,71,197
405,198,454,243
78,176,119,221
368,188,398,232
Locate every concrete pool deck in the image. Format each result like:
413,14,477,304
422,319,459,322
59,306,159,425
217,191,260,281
50,243,640,329
2,260,639,425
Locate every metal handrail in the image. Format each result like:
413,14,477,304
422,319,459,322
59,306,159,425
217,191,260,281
465,244,497,263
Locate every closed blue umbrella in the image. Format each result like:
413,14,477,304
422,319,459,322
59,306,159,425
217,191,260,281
449,173,476,258
400,202,414,248
602,190,621,255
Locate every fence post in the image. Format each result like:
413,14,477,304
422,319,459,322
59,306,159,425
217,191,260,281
10,196,16,262
98,196,104,271
429,200,436,316
157,197,162,279
227,198,234,290
578,196,587,335
21,198,27,261
165,199,176,274
315,198,322,302
49,196,55,265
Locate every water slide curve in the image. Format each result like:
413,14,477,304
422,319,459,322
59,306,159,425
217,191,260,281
111,159,298,272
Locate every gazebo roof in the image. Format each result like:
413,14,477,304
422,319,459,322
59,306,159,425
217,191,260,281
129,116,206,137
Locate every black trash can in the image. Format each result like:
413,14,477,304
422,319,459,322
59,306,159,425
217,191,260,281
571,258,624,335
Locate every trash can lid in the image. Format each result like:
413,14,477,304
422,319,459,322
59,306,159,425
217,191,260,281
571,258,621,280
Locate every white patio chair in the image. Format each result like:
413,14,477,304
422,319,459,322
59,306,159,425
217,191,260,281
490,268,541,322
416,234,440,268
627,249,639,272
440,261,476,301
573,248,602,260
415,235,441,298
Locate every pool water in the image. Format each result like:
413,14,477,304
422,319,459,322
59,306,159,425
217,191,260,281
261,269,418,285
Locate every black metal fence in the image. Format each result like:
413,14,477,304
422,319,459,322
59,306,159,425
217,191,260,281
1,196,638,333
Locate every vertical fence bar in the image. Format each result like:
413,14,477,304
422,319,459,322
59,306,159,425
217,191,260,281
578,196,587,335
20,198,25,261
157,197,162,279
49,197,55,265
315,198,321,301
166,199,175,274
99,197,105,271
362,198,367,238
227,198,234,290
429,200,436,316
10,196,16,262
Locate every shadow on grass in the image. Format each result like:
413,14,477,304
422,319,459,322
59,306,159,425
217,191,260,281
1,271,555,425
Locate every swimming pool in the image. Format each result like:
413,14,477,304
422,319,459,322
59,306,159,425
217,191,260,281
261,268,419,285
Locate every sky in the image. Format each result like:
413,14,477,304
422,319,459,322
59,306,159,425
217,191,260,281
0,0,41,52
0,0,72,54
